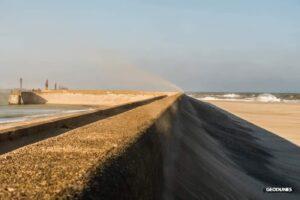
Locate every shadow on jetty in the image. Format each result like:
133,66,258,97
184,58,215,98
70,95,300,200
21,91,48,104
0,96,166,155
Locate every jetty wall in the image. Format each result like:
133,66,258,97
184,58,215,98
8,90,21,105
0,93,181,199
19,90,169,106
0,95,166,154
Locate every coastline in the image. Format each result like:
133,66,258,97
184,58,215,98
0,106,101,131
0,94,299,199
205,100,300,146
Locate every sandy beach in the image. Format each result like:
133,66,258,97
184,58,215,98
206,100,300,146
0,94,299,199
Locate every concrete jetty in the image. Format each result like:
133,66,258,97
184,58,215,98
8,89,170,106
1,92,300,199
8,90,22,105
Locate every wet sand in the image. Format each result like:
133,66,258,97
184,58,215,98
206,100,300,146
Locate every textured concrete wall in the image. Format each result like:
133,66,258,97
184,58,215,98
8,94,21,105
0,94,181,199
21,90,168,106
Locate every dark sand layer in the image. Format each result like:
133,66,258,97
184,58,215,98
0,95,299,199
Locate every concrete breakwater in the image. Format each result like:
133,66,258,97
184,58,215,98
9,90,168,106
1,94,299,199
0,93,179,199
8,90,22,105
0,95,166,154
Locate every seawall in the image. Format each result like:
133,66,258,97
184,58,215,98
0,93,181,199
0,95,166,154
7,90,21,105
20,90,170,106
1,94,299,199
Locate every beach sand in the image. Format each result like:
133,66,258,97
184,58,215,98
0,95,299,199
206,100,300,146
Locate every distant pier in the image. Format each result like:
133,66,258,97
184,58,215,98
8,90,22,105
8,89,169,105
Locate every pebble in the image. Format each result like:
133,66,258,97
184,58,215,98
5,155,12,160
6,187,15,192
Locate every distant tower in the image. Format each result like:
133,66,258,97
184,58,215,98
54,82,57,90
19,78,23,91
45,79,49,90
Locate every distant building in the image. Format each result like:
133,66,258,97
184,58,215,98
45,79,49,90
20,78,23,91
58,85,68,90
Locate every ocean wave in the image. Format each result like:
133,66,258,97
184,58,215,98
199,97,221,101
190,92,300,103
255,93,281,102
62,108,95,114
282,99,300,103
223,93,240,98
0,107,94,124
0,117,27,124
196,97,252,102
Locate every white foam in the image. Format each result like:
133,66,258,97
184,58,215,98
198,97,220,101
255,93,281,102
283,100,300,103
0,108,94,124
190,93,299,104
223,93,240,98
0,117,27,124
62,108,95,114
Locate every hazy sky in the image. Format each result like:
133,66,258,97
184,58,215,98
0,0,299,92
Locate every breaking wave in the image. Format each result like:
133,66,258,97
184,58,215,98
188,92,300,103
0,106,94,124
255,93,281,102
223,93,240,98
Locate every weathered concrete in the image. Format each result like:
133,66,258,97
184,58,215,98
0,93,181,199
8,91,21,105
20,90,170,106
0,95,166,154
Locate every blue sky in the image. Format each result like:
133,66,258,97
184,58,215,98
0,0,299,92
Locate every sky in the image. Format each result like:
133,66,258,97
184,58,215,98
0,0,299,92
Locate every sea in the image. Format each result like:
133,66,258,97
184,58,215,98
1,90,300,125
188,92,300,103
0,90,93,125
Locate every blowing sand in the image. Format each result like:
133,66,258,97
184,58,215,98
206,100,300,146
0,94,299,199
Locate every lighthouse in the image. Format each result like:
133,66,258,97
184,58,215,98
45,79,49,90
